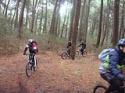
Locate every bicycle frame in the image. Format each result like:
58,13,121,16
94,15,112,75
25,53,37,77
26,53,36,66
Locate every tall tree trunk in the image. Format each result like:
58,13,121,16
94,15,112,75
71,0,81,60
14,0,20,31
96,0,103,48
39,4,44,33
68,0,76,41
18,0,26,38
49,0,61,35
55,13,60,36
82,0,91,43
78,0,86,41
4,0,10,17
65,12,70,38
101,0,111,46
25,0,30,30
112,0,120,46
43,0,48,33
57,15,61,37
60,12,67,38
34,12,39,33
53,5,61,36
100,23,107,46
49,0,59,34
3,0,7,14
119,0,125,39
11,12,16,29
30,0,39,33
90,19,96,37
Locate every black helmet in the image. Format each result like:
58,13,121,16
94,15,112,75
118,39,125,47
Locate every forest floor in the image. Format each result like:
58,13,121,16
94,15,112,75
0,51,107,93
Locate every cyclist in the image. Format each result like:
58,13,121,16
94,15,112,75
66,41,72,56
23,39,38,66
99,39,125,93
78,41,86,56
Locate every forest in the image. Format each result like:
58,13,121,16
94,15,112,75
0,0,125,93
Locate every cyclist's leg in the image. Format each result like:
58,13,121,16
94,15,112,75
29,54,32,63
31,54,35,66
107,77,124,93
100,73,114,93
112,78,124,93
80,48,84,56
34,56,37,67
67,48,70,56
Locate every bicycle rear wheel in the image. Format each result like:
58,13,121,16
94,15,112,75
84,51,87,55
93,85,107,93
61,52,68,59
26,62,33,77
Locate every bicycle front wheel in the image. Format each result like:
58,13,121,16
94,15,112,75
26,62,33,77
93,85,107,93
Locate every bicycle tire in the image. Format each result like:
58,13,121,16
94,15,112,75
93,85,107,93
76,50,80,56
83,51,87,55
61,52,68,59
26,62,32,77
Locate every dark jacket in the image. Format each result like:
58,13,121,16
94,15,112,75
109,48,125,80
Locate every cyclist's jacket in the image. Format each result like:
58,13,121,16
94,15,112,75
78,43,86,49
24,41,38,54
99,48,125,80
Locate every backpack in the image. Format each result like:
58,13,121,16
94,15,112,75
98,48,125,70
98,48,114,69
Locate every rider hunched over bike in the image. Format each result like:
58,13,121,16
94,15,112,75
66,41,72,56
99,39,125,93
78,41,86,56
23,39,38,65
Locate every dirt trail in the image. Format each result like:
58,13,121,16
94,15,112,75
0,51,106,93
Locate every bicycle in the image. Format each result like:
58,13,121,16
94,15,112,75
60,48,70,59
93,81,125,93
25,53,37,77
76,48,87,57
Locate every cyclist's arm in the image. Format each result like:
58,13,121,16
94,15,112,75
23,45,28,55
109,51,125,80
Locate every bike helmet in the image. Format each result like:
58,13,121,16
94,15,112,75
28,39,34,43
117,39,125,47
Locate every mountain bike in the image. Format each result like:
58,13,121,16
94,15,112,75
93,81,125,93
25,53,37,77
60,48,70,59
76,48,87,57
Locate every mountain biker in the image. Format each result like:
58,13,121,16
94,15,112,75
23,39,38,55
99,39,125,93
23,39,38,66
66,41,72,56
78,41,86,56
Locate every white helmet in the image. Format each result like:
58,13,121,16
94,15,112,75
28,39,34,43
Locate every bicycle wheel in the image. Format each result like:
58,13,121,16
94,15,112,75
93,85,107,93
83,50,87,56
61,52,68,59
26,62,33,77
76,50,80,56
